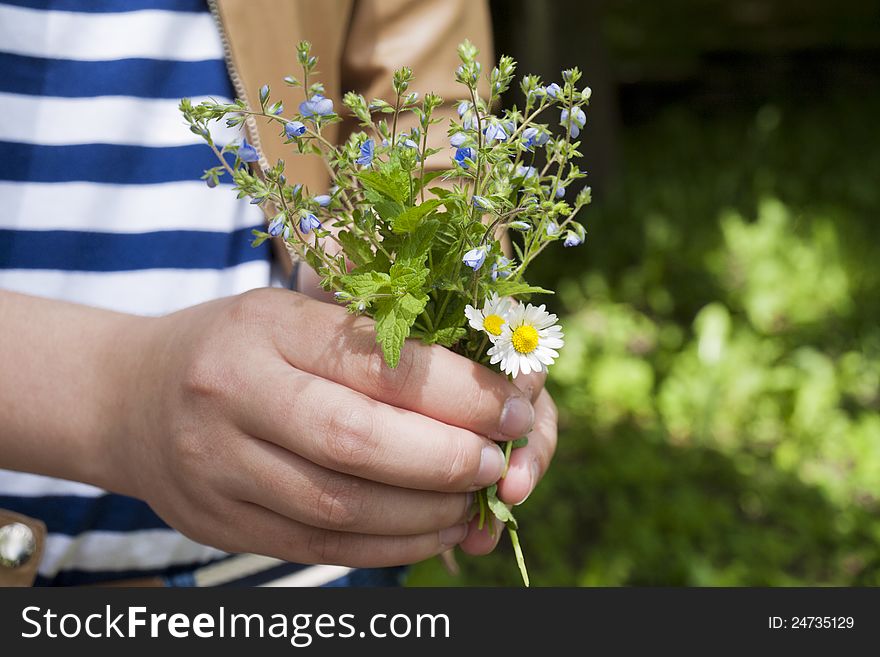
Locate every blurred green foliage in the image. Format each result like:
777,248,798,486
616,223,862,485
603,0,880,80
408,92,880,586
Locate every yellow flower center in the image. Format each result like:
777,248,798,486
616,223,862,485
483,313,505,336
511,324,539,354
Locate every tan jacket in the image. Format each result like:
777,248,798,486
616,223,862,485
0,0,492,587
211,0,493,274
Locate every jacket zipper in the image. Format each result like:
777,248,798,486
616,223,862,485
206,0,270,171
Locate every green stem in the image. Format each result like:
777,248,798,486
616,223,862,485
508,526,530,587
391,91,401,146
502,440,513,479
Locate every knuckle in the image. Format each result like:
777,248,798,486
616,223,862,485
364,341,419,401
321,401,379,472
313,475,367,531
438,434,478,490
227,288,275,327
179,348,226,401
462,381,492,430
306,529,347,565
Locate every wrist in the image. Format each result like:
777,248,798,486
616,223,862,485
84,312,163,498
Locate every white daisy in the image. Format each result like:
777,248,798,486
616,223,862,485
487,303,564,377
464,293,514,342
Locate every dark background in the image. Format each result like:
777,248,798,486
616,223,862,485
411,0,880,586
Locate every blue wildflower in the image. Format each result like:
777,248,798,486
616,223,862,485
522,127,549,149
483,122,508,143
544,83,562,98
458,102,477,130
462,246,488,271
299,94,334,117
555,186,566,198
564,231,583,247
560,106,587,138
314,194,331,207
454,146,476,168
516,165,537,179
259,84,270,104
270,103,284,115
492,256,513,281
403,138,419,150
268,216,285,237
237,138,259,163
356,138,375,166
299,213,321,233
450,132,468,147
546,222,560,236
472,195,492,210
509,221,531,231
285,120,306,138
283,226,291,239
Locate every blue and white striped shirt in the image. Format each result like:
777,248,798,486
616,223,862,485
0,0,278,585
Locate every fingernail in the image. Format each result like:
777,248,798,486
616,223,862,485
439,523,468,547
475,444,505,487
499,395,534,437
515,460,541,506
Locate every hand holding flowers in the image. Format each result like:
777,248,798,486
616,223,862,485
180,39,591,585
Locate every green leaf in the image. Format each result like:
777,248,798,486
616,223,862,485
413,170,446,195
374,292,428,368
391,199,443,234
398,219,440,262
390,261,429,294
304,248,323,274
485,484,518,528
423,326,467,347
356,169,409,203
337,230,373,268
491,280,554,297
341,270,391,297
427,186,454,199
511,437,529,449
250,229,270,248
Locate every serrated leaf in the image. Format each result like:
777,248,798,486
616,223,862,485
491,280,554,297
398,219,440,262
337,230,373,267
357,169,409,203
390,261,429,294
361,186,406,224
423,326,467,347
374,292,427,368
391,199,443,234
341,270,391,297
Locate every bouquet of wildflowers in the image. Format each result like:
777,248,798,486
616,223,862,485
180,40,590,586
